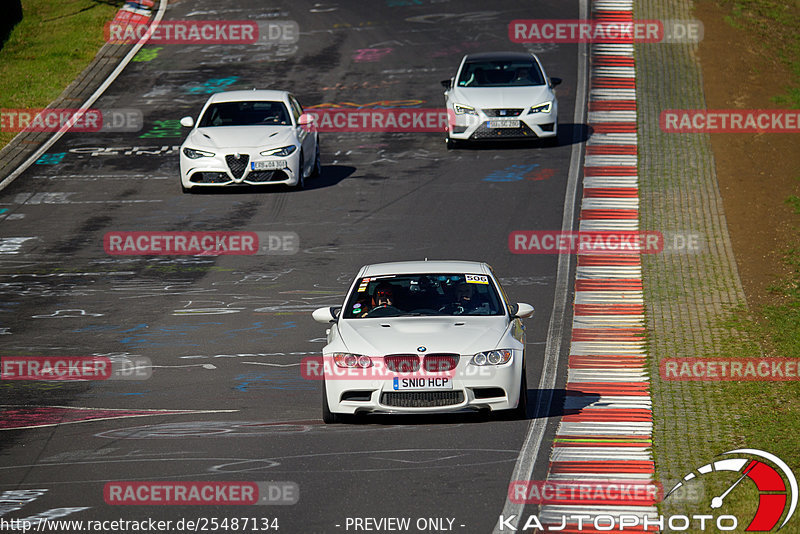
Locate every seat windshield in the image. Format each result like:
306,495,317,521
199,101,291,127
343,273,505,319
457,60,546,87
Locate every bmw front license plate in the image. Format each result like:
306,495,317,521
392,377,452,390
251,160,286,170
487,120,520,128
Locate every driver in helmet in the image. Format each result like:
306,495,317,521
440,282,478,315
372,281,395,307
359,281,396,317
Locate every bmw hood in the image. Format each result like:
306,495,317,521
185,126,295,150
451,85,553,111
335,316,511,356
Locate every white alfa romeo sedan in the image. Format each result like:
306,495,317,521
312,260,534,423
441,51,560,148
179,90,320,192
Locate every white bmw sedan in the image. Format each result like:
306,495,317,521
312,260,535,423
441,51,561,148
179,90,320,192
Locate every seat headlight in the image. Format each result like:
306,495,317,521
183,147,215,159
529,102,553,114
454,103,478,115
260,145,297,157
470,349,513,366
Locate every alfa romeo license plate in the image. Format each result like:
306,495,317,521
251,160,286,170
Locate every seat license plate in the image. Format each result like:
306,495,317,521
488,120,520,128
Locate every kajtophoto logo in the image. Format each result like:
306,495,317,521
665,449,797,532
497,449,796,531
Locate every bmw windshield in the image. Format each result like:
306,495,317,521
343,273,505,318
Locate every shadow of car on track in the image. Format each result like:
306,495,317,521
180,165,356,195
446,123,592,151
325,389,602,425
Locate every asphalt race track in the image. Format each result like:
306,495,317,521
0,1,585,532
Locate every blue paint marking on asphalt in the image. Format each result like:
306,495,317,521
483,164,539,182
185,77,240,94
35,152,66,165
71,321,297,348
233,371,316,392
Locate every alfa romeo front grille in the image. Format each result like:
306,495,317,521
225,154,250,178
189,172,230,184
247,170,287,182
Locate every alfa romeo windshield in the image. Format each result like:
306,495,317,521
198,100,291,127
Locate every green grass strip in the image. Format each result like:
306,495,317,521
0,0,125,150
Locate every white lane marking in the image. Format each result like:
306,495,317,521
0,0,169,192
0,237,37,254
241,362,301,367
150,364,217,369
492,1,590,531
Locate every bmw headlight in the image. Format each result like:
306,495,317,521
470,349,513,366
260,145,297,157
333,353,373,368
183,147,215,159
529,102,553,114
454,103,478,115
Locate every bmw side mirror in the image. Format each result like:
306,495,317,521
440,79,452,89
550,77,562,88
312,306,340,324
180,116,194,128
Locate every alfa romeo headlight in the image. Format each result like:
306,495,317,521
183,147,215,159
260,145,297,157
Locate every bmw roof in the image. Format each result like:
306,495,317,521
463,51,536,62
359,260,493,277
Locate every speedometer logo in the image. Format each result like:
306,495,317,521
666,449,797,531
